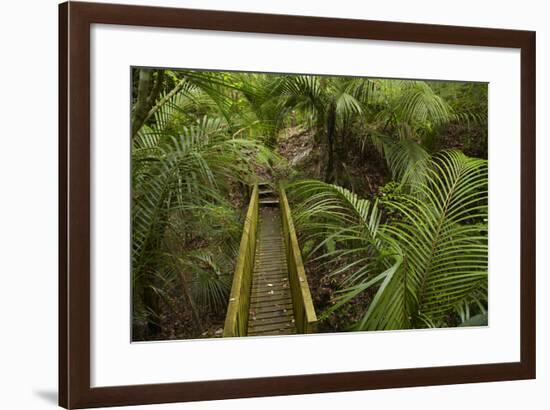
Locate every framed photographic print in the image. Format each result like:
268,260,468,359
59,1,536,408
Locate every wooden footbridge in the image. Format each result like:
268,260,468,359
223,183,317,337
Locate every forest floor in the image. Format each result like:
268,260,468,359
276,126,388,196
137,295,225,341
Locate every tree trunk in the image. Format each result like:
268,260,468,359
143,283,162,336
131,69,164,137
179,271,204,333
324,103,336,182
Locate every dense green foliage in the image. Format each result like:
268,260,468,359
131,68,488,339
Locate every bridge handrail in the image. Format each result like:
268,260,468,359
279,186,318,333
223,184,259,337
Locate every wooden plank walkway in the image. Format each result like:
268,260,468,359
247,189,297,336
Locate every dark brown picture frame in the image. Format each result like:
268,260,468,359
59,1,536,408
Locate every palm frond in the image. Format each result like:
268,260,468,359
290,151,487,331
365,150,488,329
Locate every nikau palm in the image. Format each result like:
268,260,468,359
288,151,487,330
